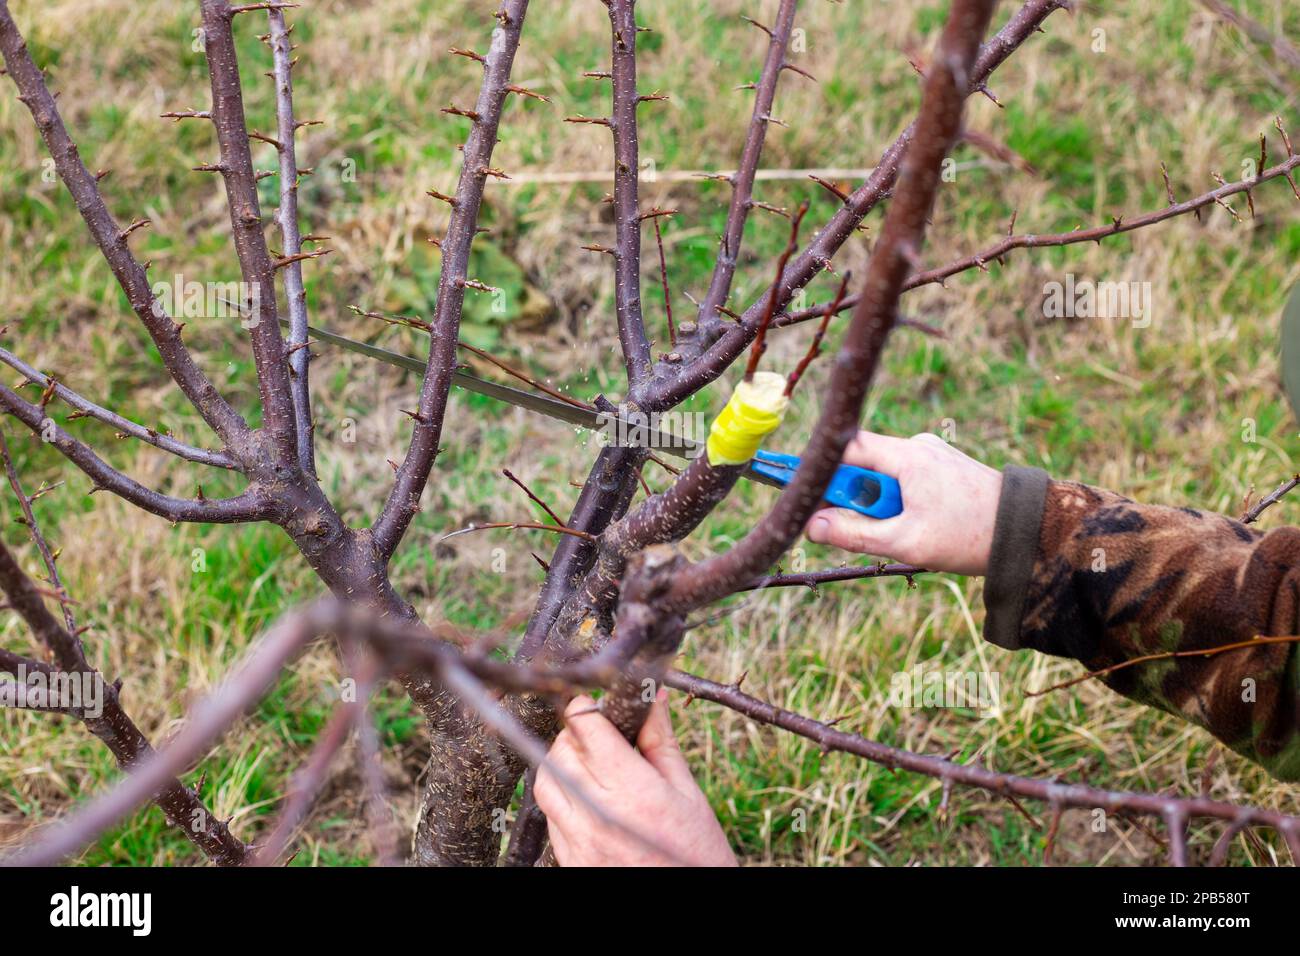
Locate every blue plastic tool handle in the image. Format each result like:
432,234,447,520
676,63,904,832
751,450,903,519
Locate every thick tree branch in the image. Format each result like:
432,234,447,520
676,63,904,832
542,454,745,657
645,0,1071,409
371,0,530,560
0,383,269,524
695,0,802,338
0,1,248,446
0,348,238,470
662,0,999,611
606,0,653,384
0,523,248,864
518,444,646,658
200,0,299,463
268,7,318,478
781,147,1300,322
2,598,315,866
667,669,1300,864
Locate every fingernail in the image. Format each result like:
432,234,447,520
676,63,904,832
808,516,829,542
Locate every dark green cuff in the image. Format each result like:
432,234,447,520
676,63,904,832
982,465,1050,650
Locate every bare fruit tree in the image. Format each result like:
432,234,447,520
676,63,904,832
2,0,1299,868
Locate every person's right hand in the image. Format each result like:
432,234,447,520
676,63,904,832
805,431,1003,576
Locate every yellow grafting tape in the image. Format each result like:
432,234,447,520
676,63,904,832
706,371,790,466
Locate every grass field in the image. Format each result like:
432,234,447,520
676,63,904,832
1,0,1298,866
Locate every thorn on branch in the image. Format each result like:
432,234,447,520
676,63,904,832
502,469,565,527
272,249,332,270
1277,116,1295,157
637,206,676,222
426,187,458,207
349,305,430,333
751,200,789,218
782,62,817,83
116,219,151,241
160,109,211,123
441,105,482,122
746,200,808,381
228,2,300,14
975,82,1003,108
785,272,851,397
564,114,613,127
450,47,486,64
38,377,58,410
249,130,283,150
1210,173,1243,222
1161,160,1200,222
506,84,550,102
809,175,850,204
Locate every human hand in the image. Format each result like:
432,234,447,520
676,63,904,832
805,431,1003,576
534,690,738,867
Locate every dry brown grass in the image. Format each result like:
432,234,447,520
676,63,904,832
0,0,1297,865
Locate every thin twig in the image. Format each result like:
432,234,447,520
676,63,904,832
502,469,565,526
653,216,676,348
441,521,597,543
785,272,850,396
744,201,808,381
371,0,531,560
1241,474,1300,524
268,6,316,477
1026,635,1300,697
0,348,237,470
695,0,802,334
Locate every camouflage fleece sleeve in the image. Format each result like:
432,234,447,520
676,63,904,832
983,466,1300,781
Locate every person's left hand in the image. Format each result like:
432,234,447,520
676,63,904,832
534,690,738,867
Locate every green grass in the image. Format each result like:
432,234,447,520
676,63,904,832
0,0,1298,866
